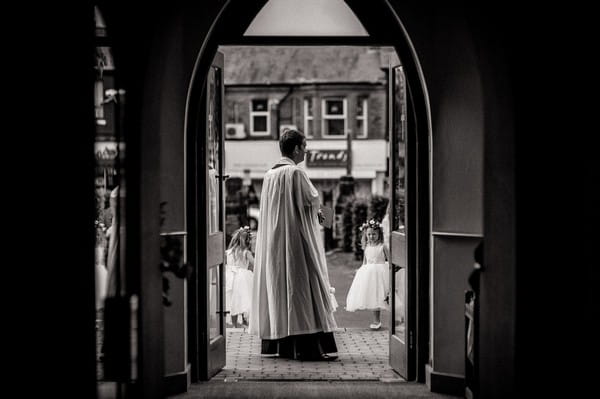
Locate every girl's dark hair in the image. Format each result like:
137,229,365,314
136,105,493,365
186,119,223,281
279,129,305,157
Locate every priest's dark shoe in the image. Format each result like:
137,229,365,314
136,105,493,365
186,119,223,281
313,353,338,361
296,352,338,361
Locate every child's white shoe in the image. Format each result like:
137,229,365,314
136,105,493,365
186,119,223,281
369,322,382,330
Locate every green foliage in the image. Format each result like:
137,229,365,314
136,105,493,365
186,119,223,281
352,197,369,260
342,198,354,252
369,195,389,222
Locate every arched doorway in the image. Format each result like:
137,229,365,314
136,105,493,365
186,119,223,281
43,1,583,398
184,0,431,385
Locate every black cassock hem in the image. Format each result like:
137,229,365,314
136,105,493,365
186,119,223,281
261,331,338,360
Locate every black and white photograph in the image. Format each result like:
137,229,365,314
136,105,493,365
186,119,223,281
17,1,595,398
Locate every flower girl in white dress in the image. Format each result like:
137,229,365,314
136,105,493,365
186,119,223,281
345,219,390,330
225,226,254,328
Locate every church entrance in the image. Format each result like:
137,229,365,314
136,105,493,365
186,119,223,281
92,1,431,395
194,38,416,381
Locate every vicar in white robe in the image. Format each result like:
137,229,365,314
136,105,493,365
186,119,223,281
249,129,338,361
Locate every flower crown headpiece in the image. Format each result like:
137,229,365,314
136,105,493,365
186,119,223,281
359,219,383,232
237,226,253,236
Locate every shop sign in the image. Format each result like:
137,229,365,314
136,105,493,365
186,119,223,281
306,149,348,168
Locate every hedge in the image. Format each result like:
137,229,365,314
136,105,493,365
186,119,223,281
352,198,369,260
342,198,355,252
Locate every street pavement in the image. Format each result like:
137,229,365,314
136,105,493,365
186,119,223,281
213,250,399,383
225,249,391,330
324,249,391,330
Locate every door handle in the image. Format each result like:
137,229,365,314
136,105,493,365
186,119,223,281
216,174,230,180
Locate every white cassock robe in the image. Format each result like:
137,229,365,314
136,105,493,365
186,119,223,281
249,157,337,340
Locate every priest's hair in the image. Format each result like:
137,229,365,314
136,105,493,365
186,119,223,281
279,128,305,157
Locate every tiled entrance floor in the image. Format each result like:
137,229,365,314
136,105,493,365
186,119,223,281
214,328,404,382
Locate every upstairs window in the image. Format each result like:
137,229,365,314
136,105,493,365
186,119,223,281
356,96,368,138
303,97,314,138
322,98,347,138
250,99,270,136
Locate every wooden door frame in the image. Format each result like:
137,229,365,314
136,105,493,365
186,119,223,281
204,53,227,380
389,65,416,381
186,46,229,383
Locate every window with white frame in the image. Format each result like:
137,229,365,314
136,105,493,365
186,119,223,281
356,96,368,138
322,97,347,138
250,99,270,136
303,97,314,137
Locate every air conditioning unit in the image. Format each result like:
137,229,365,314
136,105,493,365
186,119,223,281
226,123,246,139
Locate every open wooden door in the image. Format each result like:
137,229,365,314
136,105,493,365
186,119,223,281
189,51,227,381
388,65,416,380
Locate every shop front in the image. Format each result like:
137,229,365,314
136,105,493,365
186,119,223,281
224,139,388,201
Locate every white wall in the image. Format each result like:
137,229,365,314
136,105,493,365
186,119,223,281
224,139,388,180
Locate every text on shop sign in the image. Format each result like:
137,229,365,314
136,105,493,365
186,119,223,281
306,150,348,167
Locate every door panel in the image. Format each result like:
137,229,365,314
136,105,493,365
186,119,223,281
208,264,222,340
390,232,406,266
207,233,224,267
199,51,227,380
388,65,415,380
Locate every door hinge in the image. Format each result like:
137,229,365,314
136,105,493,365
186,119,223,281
409,330,414,349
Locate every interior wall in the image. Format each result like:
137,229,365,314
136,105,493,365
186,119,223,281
426,7,484,391
431,236,480,373
155,14,188,380
468,2,593,397
463,2,581,397
148,3,235,391
159,23,186,234
96,3,231,396
387,1,483,394
474,31,517,399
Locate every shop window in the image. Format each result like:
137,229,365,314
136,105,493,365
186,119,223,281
250,99,270,136
322,98,347,138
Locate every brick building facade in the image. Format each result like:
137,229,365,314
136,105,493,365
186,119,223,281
222,46,400,202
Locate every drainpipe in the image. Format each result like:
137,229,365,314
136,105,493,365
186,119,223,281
346,128,353,176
